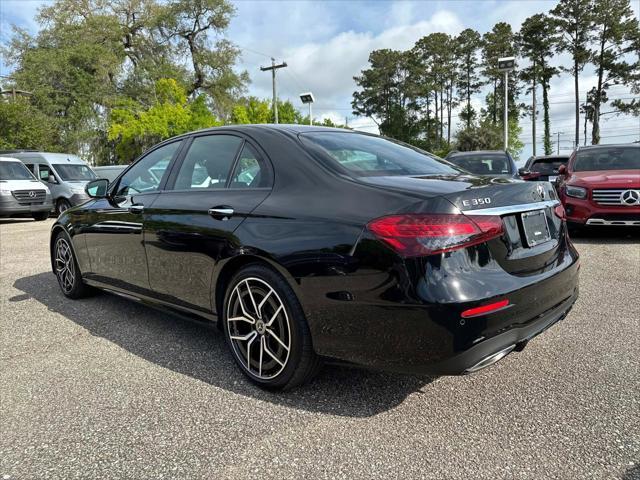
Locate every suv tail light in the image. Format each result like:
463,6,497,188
367,213,504,257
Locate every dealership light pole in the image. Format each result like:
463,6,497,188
299,92,315,125
497,57,515,151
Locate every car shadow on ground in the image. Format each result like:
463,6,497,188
12,272,435,418
569,225,639,245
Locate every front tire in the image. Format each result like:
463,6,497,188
223,264,321,391
56,199,71,215
53,231,94,299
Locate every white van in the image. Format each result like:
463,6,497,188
0,156,53,220
4,151,97,214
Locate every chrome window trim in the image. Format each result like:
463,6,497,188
461,199,560,216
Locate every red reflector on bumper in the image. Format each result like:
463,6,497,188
461,299,510,318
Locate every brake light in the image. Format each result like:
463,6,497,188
461,299,510,318
367,213,504,256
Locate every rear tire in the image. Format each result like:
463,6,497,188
32,212,49,221
222,264,322,391
52,231,94,299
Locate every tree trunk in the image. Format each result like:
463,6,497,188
532,66,537,157
591,34,606,145
440,86,444,142
447,84,452,145
543,79,552,155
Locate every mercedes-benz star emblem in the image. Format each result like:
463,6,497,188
29,191,36,198
620,189,640,206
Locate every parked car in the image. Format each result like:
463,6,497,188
51,125,579,390
93,165,127,183
556,144,640,227
445,150,518,178
519,155,569,184
2,150,97,214
0,156,53,220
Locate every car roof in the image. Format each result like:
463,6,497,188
0,156,22,163
532,155,569,160
7,151,87,164
577,143,639,150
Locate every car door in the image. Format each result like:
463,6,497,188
82,140,183,294
144,133,273,312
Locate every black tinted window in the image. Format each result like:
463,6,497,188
229,144,270,188
300,132,458,177
173,135,242,190
531,159,567,174
116,141,180,196
574,147,640,172
448,154,511,175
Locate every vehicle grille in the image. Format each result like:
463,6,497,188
12,189,47,204
592,189,628,206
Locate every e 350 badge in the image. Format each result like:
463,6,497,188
462,197,492,207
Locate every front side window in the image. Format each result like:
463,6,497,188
115,141,181,197
38,164,53,181
449,154,512,175
574,147,640,172
300,132,459,177
52,164,96,181
0,161,35,180
173,135,243,190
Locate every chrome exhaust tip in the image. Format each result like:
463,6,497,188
465,344,516,373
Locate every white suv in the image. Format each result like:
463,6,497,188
0,157,53,220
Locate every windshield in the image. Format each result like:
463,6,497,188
300,132,459,177
448,153,512,175
531,159,567,174
574,147,639,172
53,163,97,181
0,161,36,180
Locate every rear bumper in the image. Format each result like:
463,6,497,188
563,196,640,225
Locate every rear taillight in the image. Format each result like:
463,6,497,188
367,213,504,257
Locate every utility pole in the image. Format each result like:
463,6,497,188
260,58,287,124
553,131,564,155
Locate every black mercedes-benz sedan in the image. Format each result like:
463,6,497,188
51,125,579,390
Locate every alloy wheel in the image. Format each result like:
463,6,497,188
55,237,76,293
226,277,291,380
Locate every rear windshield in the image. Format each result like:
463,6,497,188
574,147,640,172
300,132,459,177
53,163,97,181
0,161,36,180
448,153,512,175
531,158,567,174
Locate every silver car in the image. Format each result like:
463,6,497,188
0,156,53,220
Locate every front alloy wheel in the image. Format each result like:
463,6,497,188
55,237,76,294
223,265,321,390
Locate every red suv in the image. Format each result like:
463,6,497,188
557,144,640,227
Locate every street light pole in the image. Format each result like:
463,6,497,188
308,102,313,125
497,57,516,152
299,92,315,126
504,70,509,151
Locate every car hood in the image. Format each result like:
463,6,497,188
0,179,48,190
569,170,640,187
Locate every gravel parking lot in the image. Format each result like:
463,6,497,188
1,218,638,479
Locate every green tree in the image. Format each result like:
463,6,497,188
454,117,523,157
589,0,640,143
518,13,560,155
352,49,420,143
0,97,58,151
550,0,594,148
455,29,484,129
107,79,220,163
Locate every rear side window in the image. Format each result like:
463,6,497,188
300,132,459,177
229,144,271,188
173,135,243,190
449,154,512,175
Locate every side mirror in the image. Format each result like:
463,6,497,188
518,168,528,177
558,164,567,175
47,174,58,184
85,178,109,198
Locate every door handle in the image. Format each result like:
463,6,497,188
129,204,144,214
208,206,234,220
